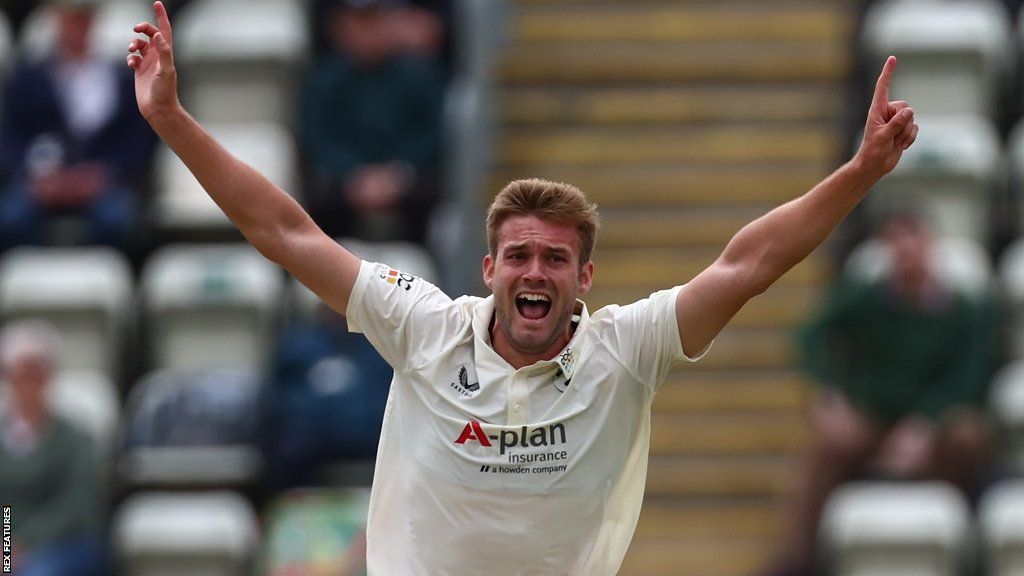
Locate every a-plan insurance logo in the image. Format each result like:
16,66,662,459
454,420,570,475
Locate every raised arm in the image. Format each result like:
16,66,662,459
126,1,360,314
676,56,917,357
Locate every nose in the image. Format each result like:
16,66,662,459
522,255,546,283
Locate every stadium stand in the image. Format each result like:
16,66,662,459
861,0,1013,120
494,1,848,573
112,490,258,576
864,115,1002,246
50,370,120,461
0,9,12,77
980,479,1024,576
820,481,972,576
990,360,1024,473
152,122,298,237
173,0,308,126
119,368,262,489
140,243,283,372
0,247,133,381
845,233,994,297
998,238,1024,358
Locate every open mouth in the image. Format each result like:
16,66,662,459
516,292,552,321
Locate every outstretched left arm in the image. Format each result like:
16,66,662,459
676,56,918,358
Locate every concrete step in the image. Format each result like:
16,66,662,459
650,413,806,456
500,41,851,84
489,164,836,209
499,124,841,166
500,85,843,126
592,247,828,289
655,371,810,414
620,537,772,576
511,3,850,44
645,454,795,497
634,498,781,540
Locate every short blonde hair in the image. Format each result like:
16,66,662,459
485,178,600,263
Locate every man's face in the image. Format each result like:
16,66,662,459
483,215,593,363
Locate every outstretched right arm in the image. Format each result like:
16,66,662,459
127,1,360,314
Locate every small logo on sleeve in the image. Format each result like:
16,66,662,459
375,265,417,291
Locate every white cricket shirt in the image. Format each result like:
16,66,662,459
347,261,705,575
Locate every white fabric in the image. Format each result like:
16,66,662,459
347,260,703,575
54,59,118,141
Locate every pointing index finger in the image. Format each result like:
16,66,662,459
154,1,173,43
872,55,898,112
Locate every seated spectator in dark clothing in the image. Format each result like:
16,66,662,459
0,320,108,576
757,214,1000,576
301,0,445,245
0,0,155,251
310,0,451,63
263,303,393,491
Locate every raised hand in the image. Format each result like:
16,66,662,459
126,1,179,122
857,56,919,179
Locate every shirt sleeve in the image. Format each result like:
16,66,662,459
346,260,466,371
603,284,708,391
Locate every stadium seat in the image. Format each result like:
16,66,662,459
152,122,298,235
864,115,1002,245
980,479,1024,576
142,243,283,372
173,0,308,126
862,0,1013,119
120,368,262,488
820,481,971,576
0,247,133,380
998,239,1024,358
845,234,993,298
18,0,152,63
260,488,370,575
50,370,120,459
113,491,258,576
287,238,440,323
0,8,12,75
990,361,1024,472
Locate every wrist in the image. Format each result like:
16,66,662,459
145,102,189,135
842,155,885,194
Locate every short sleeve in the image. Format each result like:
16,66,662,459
346,261,467,371
602,284,709,391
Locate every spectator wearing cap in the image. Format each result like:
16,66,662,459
0,0,155,252
300,0,445,245
0,320,108,576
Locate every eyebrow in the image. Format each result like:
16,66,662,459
502,243,572,255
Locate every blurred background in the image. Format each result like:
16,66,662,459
3,0,1024,575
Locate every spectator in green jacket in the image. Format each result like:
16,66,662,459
0,320,108,576
759,213,999,576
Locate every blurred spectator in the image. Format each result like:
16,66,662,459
0,320,108,576
3,0,40,36
310,0,452,63
0,0,155,252
300,0,445,245
263,303,392,491
758,214,1000,576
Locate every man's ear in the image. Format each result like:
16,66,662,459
482,254,495,290
578,261,594,295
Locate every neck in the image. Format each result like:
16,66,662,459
488,316,574,370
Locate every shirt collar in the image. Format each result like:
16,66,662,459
472,296,589,379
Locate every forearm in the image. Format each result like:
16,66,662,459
148,105,311,261
722,159,879,295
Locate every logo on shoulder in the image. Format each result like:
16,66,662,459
375,265,417,291
449,366,480,398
